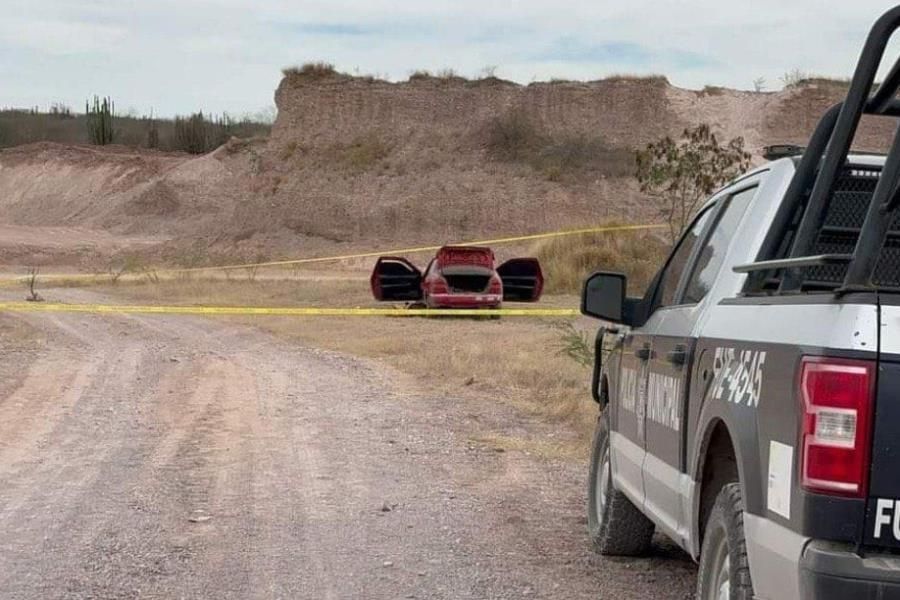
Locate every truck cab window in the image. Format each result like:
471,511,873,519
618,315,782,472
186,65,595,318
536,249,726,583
655,206,713,308
682,186,756,304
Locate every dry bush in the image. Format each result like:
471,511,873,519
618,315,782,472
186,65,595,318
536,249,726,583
282,62,339,82
485,110,541,161
25,267,43,302
534,136,633,178
552,321,593,367
780,68,809,88
636,124,752,241
485,111,633,179
533,227,668,296
701,85,727,96
408,70,432,81
603,74,670,85
336,133,390,171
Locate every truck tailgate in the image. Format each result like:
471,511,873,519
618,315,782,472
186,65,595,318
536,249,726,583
866,304,900,549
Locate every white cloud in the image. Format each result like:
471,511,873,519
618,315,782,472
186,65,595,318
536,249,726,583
0,18,127,55
2,1,900,115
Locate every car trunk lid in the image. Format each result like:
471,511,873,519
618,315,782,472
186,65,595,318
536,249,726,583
436,246,494,270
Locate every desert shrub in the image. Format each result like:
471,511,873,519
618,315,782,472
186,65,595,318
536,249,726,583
534,136,633,178
282,62,338,81
408,70,432,81
603,74,670,86
701,85,726,96
485,111,541,161
486,111,633,179
532,226,668,296
337,133,390,171
552,322,594,367
636,124,752,241
780,68,809,88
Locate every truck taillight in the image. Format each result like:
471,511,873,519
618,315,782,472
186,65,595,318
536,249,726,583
799,357,875,498
488,276,502,294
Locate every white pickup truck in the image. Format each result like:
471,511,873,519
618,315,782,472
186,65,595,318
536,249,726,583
581,6,900,598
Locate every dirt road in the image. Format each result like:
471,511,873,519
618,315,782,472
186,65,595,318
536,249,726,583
0,306,695,599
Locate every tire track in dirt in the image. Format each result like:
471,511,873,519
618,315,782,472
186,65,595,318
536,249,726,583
0,298,696,599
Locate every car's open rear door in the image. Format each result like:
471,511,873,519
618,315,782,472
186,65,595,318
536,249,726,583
497,258,543,301
371,257,423,301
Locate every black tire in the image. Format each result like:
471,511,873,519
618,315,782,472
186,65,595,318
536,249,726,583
587,409,655,555
696,483,754,600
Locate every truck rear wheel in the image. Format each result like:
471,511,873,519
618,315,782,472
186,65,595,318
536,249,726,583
696,483,753,600
587,410,654,556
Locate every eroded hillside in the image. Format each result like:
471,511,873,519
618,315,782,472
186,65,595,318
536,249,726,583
0,74,891,268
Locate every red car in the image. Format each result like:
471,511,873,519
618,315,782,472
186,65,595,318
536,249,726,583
370,246,543,308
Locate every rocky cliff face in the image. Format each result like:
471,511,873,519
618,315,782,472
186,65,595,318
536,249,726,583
1,74,893,266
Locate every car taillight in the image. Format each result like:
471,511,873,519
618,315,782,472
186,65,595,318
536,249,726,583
431,277,449,294
488,276,502,295
799,357,875,498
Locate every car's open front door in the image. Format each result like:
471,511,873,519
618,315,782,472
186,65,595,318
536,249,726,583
371,257,423,301
497,258,543,301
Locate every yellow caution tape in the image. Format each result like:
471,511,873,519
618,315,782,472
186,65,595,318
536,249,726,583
164,222,666,273
0,222,665,287
0,301,580,318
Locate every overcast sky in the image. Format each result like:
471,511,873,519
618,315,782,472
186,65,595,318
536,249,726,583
3,1,900,118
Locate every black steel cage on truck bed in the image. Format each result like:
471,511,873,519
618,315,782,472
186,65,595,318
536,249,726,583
737,6,900,293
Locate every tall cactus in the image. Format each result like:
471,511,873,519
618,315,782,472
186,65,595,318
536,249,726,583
86,96,115,145
173,112,210,154
146,109,159,149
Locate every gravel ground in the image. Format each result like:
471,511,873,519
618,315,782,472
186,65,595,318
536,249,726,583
0,298,696,599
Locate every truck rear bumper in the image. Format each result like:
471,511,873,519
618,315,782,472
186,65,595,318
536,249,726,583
800,540,900,599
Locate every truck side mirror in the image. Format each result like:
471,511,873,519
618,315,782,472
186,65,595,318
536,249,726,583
581,272,627,323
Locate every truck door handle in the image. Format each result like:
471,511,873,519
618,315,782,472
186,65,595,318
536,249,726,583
634,344,652,361
666,345,687,366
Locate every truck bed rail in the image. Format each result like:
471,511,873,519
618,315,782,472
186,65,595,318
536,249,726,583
743,6,900,295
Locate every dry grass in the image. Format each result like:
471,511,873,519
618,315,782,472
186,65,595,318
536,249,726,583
282,62,339,81
97,276,598,458
336,133,391,172
602,74,670,85
532,226,668,296
485,111,633,180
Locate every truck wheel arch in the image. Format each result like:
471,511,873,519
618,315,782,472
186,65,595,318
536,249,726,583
599,375,610,409
691,418,743,559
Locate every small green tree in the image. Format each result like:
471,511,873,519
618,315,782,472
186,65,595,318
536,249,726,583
635,124,752,242
85,96,115,145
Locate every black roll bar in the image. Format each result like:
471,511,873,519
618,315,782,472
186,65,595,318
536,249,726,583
766,6,900,293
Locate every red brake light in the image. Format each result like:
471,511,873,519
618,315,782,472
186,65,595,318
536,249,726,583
799,357,875,498
489,276,502,294
431,276,449,294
